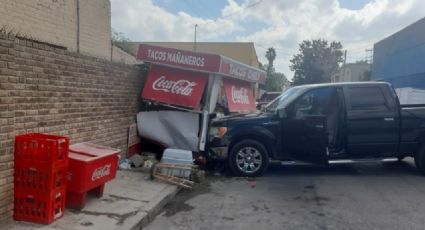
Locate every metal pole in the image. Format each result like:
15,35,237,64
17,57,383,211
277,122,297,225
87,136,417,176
194,24,198,52
343,50,347,82
344,50,347,66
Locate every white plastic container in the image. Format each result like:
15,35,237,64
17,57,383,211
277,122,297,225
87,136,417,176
160,148,193,178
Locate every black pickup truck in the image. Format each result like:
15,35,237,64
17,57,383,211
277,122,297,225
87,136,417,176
208,82,425,176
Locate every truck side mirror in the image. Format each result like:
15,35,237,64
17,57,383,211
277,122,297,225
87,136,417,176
276,107,288,118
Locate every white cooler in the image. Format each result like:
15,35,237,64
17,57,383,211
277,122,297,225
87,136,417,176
160,148,193,178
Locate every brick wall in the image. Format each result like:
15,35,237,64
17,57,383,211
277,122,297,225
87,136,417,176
0,0,112,59
0,33,15,223
0,33,143,222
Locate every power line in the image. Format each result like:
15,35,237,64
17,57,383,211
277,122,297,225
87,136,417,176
221,0,263,19
255,44,294,56
197,0,263,27
346,44,373,52
195,0,263,41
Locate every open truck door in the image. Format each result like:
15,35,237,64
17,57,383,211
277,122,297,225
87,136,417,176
280,87,336,165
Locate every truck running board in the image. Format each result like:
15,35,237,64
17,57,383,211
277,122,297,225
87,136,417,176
277,158,399,166
328,158,398,164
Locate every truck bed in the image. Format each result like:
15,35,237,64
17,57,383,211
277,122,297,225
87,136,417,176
399,105,425,153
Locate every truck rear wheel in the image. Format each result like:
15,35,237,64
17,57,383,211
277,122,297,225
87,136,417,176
414,145,425,174
228,139,269,177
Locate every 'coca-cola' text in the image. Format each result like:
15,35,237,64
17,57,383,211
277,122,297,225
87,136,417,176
91,164,111,181
152,76,197,96
231,86,250,104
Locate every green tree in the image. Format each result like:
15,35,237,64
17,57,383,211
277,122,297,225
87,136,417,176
290,39,344,86
263,47,287,91
111,29,135,54
265,47,276,74
354,60,372,81
361,70,372,81
265,71,288,91
112,29,130,44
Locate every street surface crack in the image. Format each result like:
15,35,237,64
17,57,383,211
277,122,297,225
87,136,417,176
71,209,139,225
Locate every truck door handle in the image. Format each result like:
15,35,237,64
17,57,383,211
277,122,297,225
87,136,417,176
384,117,394,121
315,124,324,129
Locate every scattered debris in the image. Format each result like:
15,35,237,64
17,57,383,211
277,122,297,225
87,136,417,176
119,159,132,170
129,154,144,168
143,154,158,169
151,163,197,189
191,170,206,183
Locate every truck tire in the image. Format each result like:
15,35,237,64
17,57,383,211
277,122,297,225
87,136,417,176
414,145,425,174
228,139,269,177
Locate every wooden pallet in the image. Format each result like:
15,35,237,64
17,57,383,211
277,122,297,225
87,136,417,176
151,163,197,189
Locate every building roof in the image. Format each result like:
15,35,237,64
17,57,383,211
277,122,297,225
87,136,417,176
293,81,391,90
118,42,261,68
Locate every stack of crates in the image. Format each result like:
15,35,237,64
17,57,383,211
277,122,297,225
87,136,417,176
13,133,69,224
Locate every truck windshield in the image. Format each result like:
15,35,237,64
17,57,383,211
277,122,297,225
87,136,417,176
265,87,303,112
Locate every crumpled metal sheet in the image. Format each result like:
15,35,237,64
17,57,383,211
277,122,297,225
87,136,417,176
137,111,200,152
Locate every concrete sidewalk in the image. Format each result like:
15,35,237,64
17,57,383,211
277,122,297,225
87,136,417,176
7,170,180,230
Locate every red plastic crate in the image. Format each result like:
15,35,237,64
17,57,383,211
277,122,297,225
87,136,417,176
14,187,66,225
14,162,67,192
15,133,69,165
14,133,69,224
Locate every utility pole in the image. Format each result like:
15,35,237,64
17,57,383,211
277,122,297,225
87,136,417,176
342,50,347,82
344,50,347,66
365,49,373,64
194,24,198,52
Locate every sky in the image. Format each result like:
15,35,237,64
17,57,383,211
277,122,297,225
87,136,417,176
111,0,425,80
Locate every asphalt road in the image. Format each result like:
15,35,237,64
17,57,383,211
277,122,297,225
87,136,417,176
145,158,425,230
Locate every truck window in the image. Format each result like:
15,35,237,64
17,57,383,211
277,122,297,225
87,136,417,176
292,87,333,117
347,87,389,111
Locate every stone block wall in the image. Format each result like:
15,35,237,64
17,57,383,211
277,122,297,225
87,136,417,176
0,33,142,222
78,0,112,58
112,45,139,65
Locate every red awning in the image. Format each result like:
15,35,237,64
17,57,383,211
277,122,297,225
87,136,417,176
141,65,208,109
223,78,256,112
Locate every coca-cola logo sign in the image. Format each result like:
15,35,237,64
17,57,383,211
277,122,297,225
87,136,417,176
152,76,197,96
231,86,250,104
223,79,256,112
142,65,208,108
91,164,111,181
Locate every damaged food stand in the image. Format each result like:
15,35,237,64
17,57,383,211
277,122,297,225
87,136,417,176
136,44,266,159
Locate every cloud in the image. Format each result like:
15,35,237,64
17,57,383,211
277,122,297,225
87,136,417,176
111,0,425,79
111,0,242,41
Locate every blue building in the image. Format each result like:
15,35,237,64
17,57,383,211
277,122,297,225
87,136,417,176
372,17,425,105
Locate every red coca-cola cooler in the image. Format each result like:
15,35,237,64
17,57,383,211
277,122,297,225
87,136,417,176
66,143,120,209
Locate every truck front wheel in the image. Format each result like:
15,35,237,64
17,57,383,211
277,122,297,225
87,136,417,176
415,144,425,175
228,139,269,177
